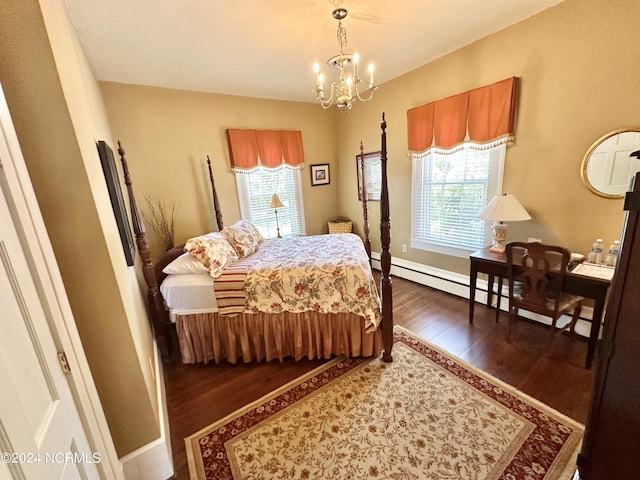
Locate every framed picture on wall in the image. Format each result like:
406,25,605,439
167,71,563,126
356,151,382,201
310,163,330,186
97,140,135,266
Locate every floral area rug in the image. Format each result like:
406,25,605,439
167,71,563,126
185,326,583,479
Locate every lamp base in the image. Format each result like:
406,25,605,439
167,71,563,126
275,209,282,238
490,222,509,254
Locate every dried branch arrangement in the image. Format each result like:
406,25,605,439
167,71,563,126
143,195,177,252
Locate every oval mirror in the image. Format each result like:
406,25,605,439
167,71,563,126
581,128,640,198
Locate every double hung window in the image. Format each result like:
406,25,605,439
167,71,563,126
227,128,306,238
407,77,518,257
235,167,305,238
411,143,505,257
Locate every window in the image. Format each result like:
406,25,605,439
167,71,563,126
411,143,506,257
235,167,306,238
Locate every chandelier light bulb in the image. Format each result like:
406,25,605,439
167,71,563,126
313,62,322,90
353,52,359,64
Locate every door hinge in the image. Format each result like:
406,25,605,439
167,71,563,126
57,352,71,373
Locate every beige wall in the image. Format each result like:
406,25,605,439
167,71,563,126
337,0,640,275
0,0,160,457
100,83,341,260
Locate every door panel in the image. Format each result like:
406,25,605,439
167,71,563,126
0,93,101,479
1,241,58,440
1,177,99,478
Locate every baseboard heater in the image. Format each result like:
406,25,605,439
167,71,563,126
370,253,595,338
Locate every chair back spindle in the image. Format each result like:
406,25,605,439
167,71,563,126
505,241,583,349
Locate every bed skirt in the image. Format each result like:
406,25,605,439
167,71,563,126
175,311,382,364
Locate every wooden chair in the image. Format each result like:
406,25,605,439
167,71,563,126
505,242,583,350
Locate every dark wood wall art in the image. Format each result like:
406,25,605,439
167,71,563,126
97,140,135,266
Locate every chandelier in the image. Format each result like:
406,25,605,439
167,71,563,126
313,8,377,112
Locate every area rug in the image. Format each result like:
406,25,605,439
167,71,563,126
185,326,583,479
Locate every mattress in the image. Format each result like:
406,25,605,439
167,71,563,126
159,273,218,318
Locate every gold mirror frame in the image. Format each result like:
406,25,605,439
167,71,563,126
581,127,640,199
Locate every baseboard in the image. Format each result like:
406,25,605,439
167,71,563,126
120,345,174,480
371,253,594,338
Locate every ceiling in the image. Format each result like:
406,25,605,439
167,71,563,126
62,0,565,104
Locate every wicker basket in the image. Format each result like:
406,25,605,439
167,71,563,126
328,216,353,234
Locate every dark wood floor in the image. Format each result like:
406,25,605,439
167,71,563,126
163,276,596,479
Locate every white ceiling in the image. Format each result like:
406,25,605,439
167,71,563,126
63,0,565,104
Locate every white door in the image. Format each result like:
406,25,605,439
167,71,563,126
0,100,103,479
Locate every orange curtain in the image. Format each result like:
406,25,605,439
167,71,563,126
226,129,259,169
468,78,517,143
406,103,434,152
407,77,518,152
433,92,469,149
280,131,304,167
227,129,305,169
255,130,283,167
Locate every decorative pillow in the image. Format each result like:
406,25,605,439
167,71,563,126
234,220,265,244
221,223,260,258
183,232,239,278
162,252,209,275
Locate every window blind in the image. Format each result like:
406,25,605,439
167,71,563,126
411,143,505,255
236,167,305,238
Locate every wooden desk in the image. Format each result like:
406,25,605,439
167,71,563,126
469,247,611,369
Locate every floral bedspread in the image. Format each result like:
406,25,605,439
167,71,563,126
215,234,381,331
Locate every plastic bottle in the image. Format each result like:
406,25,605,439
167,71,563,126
587,239,604,264
605,240,620,267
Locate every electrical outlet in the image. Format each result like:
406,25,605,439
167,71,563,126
402,244,407,253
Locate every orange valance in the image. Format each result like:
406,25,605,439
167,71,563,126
226,129,305,170
407,103,434,152
433,92,469,149
407,77,518,151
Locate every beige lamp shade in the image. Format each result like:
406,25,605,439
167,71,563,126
478,194,531,222
270,194,284,209
478,194,531,253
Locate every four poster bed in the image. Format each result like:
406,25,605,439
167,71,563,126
118,114,393,365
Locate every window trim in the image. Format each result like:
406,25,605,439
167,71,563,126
410,142,506,258
235,166,306,238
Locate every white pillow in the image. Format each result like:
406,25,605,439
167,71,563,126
162,252,208,275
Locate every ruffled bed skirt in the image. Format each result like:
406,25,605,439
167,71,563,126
175,311,382,364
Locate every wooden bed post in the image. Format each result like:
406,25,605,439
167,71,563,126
379,113,393,362
359,141,372,260
207,155,224,231
118,141,173,361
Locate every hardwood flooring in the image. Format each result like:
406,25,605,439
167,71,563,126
163,276,596,479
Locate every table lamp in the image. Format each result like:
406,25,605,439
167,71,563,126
478,193,531,253
269,193,285,238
